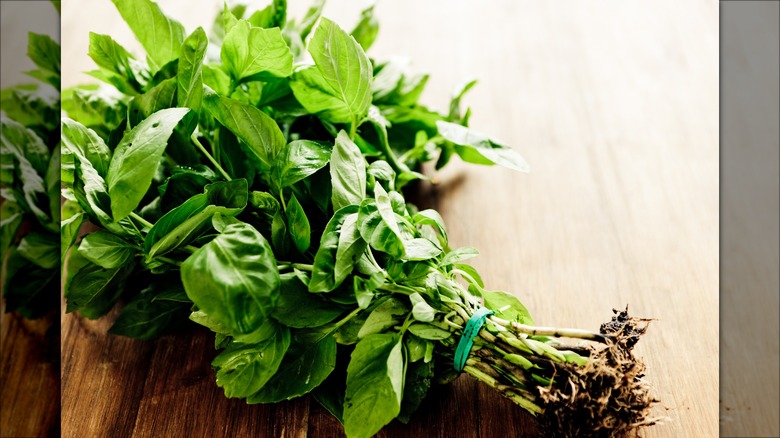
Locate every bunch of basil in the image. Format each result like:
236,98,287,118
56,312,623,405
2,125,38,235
1,5,61,318
60,1,655,437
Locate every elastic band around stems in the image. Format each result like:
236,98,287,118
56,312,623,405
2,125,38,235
454,307,494,372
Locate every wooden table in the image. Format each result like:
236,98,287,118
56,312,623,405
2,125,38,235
60,1,719,437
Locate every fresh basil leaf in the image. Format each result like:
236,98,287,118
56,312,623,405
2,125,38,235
106,107,190,220
127,78,177,127
397,360,434,424
221,20,293,82
334,213,367,284
409,292,435,323
203,90,286,173
483,290,534,325
344,333,404,438
181,221,280,334
357,296,408,339
330,131,366,210
357,199,404,259
77,230,135,269
247,0,286,29
248,326,337,403
61,117,112,178
3,250,57,319
309,205,359,293
109,288,188,340
146,179,247,258
448,79,477,123
158,165,218,211
27,32,60,77
308,17,372,123
111,0,186,72
202,64,231,96
1,201,23,258
272,273,344,328
65,260,134,319
351,2,379,51
87,32,145,94
177,27,208,118
436,121,530,172
285,193,310,254
441,246,479,266
412,209,447,244
407,323,452,340
2,114,50,175
212,323,290,398
295,0,325,39
62,85,126,137
272,140,331,190
289,66,352,123
17,231,58,269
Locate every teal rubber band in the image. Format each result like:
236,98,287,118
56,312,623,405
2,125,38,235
454,307,494,372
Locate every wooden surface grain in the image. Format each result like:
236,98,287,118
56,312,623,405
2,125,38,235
61,1,720,437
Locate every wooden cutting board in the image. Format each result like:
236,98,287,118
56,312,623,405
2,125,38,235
57,1,720,437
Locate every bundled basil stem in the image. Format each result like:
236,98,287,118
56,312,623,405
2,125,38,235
61,1,656,437
1,9,61,318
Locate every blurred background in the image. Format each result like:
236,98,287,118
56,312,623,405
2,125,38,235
57,1,723,437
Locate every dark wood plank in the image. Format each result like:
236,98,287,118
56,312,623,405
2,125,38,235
0,310,60,438
60,310,155,438
131,327,311,437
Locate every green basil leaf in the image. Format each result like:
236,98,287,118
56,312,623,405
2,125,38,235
65,260,134,319
17,231,58,269
483,290,534,325
2,114,49,175
0,201,22,258
335,212,367,284
62,85,127,135
448,79,477,123
309,205,359,293
357,199,404,259
177,27,208,116
307,18,372,122
111,0,186,72
397,360,434,424
87,32,144,94
2,249,57,319
145,179,248,259
285,192,310,254
106,107,190,220
27,32,60,76
78,230,135,269
181,222,280,334
441,246,479,266
289,66,353,123
410,292,435,323
109,288,188,340
248,326,337,403
127,78,177,127
272,273,344,328
61,117,112,178
330,131,366,210
436,121,530,172
203,90,286,173
407,323,452,340
247,0,286,29
272,140,331,190
221,20,292,82
357,296,408,339
295,0,324,39
344,333,404,438
212,323,290,398
350,2,379,52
